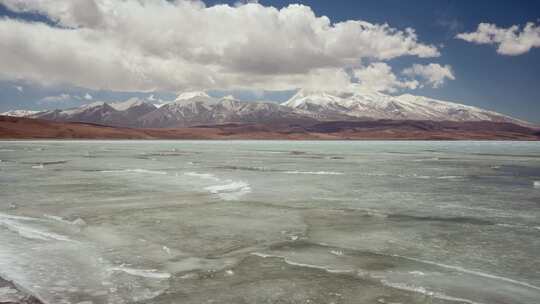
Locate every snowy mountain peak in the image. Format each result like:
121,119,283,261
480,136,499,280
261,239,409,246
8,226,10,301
1,110,39,117
12,89,535,129
283,89,345,108
282,89,531,126
175,91,211,102
215,96,243,111
60,102,107,116
222,95,236,100
111,98,147,111
83,101,107,109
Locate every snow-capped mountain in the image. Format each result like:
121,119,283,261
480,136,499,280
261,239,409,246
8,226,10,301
13,89,534,129
138,92,312,128
1,109,39,117
110,98,157,124
32,102,130,126
138,91,217,127
174,91,215,103
210,97,311,125
31,99,156,127
110,98,147,111
282,89,531,126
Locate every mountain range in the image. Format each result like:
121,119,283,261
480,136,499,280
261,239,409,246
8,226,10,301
3,90,533,131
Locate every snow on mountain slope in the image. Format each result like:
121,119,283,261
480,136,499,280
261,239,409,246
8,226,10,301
210,97,313,125
11,90,534,129
110,98,157,124
61,102,107,116
282,89,532,126
32,102,131,126
139,95,313,128
174,91,215,103
138,92,216,127
32,99,155,127
111,98,146,111
1,110,39,117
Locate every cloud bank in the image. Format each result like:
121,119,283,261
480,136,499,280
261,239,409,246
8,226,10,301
38,93,73,104
456,22,540,55
353,63,419,93
0,0,449,92
402,63,455,88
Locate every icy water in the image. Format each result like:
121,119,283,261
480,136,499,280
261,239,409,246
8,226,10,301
1,141,540,304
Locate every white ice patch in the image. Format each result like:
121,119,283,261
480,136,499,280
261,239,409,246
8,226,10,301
109,266,171,279
100,169,167,175
287,235,299,241
44,214,86,227
437,175,464,180
392,254,540,291
0,213,40,221
379,280,482,304
283,171,344,175
330,250,344,256
184,172,220,181
413,157,440,162
251,252,274,258
534,181,540,188
251,252,353,274
43,214,68,223
165,256,237,274
205,181,251,201
397,174,430,179
0,216,71,241
496,223,528,230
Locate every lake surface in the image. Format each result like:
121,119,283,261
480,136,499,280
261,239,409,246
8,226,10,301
1,140,539,304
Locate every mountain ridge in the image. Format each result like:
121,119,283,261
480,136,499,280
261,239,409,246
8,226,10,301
3,90,536,129
282,89,532,127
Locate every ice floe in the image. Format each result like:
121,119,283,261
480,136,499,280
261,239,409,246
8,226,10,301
109,266,171,279
205,181,251,201
0,213,71,241
283,170,344,175
184,172,220,181
100,169,167,175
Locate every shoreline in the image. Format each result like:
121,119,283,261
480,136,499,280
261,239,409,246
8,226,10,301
0,276,43,304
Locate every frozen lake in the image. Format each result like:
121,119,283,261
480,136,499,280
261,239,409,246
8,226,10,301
1,140,539,304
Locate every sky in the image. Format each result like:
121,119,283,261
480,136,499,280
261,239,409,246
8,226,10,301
0,0,539,123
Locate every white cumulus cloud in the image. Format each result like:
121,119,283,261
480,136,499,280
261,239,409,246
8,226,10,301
353,63,419,93
0,0,442,92
402,63,455,88
38,93,72,104
456,22,540,55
